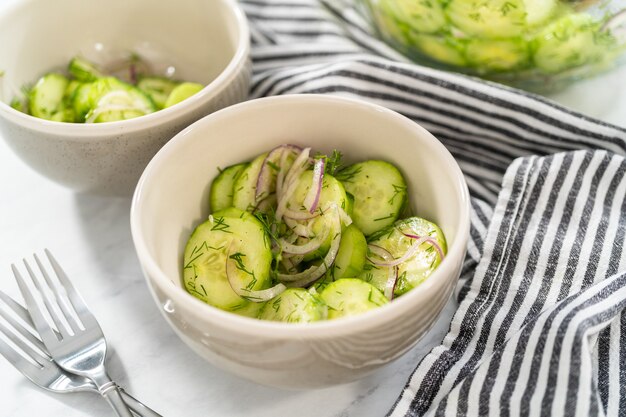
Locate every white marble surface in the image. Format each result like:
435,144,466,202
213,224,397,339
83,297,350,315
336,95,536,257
0,9,625,417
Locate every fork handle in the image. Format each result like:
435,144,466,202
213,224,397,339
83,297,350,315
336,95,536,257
101,382,135,417
120,389,163,417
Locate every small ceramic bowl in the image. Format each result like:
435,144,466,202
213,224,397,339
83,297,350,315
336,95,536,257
0,0,250,195
130,94,470,389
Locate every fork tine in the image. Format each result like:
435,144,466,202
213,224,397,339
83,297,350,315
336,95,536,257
12,264,61,346
0,314,47,369
0,291,48,356
0,289,35,329
22,259,71,339
45,249,98,329
34,253,82,334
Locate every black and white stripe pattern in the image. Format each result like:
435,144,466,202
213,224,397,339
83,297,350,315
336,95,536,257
240,1,626,415
389,151,626,417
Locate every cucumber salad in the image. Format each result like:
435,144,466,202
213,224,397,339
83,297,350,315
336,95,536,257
363,0,626,85
183,145,447,323
10,55,203,123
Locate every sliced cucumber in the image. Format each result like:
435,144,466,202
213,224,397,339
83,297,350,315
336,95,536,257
210,163,249,212
182,207,272,316
137,76,179,109
320,278,388,320
409,33,467,67
164,82,203,108
331,224,367,280
362,216,447,297
380,0,447,34
446,0,528,38
533,13,610,73
73,77,156,123
10,97,28,114
258,288,327,322
313,223,367,292
286,171,348,261
465,38,530,72
68,56,104,82
336,160,407,237
28,73,69,121
232,152,268,212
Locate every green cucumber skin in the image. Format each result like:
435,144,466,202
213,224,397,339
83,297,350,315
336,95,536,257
29,73,70,121
313,224,368,292
137,76,179,109
331,224,367,280
232,153,269,213
210,163,249,212
68,56,104,82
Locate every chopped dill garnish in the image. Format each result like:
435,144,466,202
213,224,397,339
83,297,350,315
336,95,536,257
210,216,232,233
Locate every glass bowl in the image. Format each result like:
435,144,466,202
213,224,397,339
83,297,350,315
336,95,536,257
360,0,626,92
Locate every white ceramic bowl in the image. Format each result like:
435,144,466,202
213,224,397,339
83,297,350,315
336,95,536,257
131,94,470,389
0,0,250,195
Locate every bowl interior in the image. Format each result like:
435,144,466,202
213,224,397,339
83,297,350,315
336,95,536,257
0,0,240,103
132,95,469,326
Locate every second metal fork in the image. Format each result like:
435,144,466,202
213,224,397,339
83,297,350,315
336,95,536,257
0,290,161,416
13,250,134,417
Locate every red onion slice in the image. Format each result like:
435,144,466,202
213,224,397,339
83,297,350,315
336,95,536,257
278,205,342,287
303,158,325,214
279,227,330,255
282,208,320,221
255,144,302,203
368,236,430,268
367,244,393,262
368,245,398,300
402,232,445,261
283,218,313,238
275,148,311,221
384,266,399,301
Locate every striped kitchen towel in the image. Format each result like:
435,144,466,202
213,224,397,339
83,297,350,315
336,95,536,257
239,0,626,415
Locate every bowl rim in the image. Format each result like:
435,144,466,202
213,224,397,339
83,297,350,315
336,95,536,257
0,0,250,137
130,94,471,339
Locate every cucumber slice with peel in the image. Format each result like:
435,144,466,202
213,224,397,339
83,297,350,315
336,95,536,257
258,288,327,322
320,278,388,320
68,56,104,82
409,33,468,67
361,216,447,297
74,77,156,123
182,207,272,316
533,13,612,73
210,163,249,212
336,160,407,237
29,73,69,121
380,0,447,34
466,38,530,72
137,76,179,109
445,0,555,37
232,153,269,212
164,82,203,108
286,171,349,261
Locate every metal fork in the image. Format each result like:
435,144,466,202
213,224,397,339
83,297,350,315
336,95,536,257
0,290,161,417
12,250,135,417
